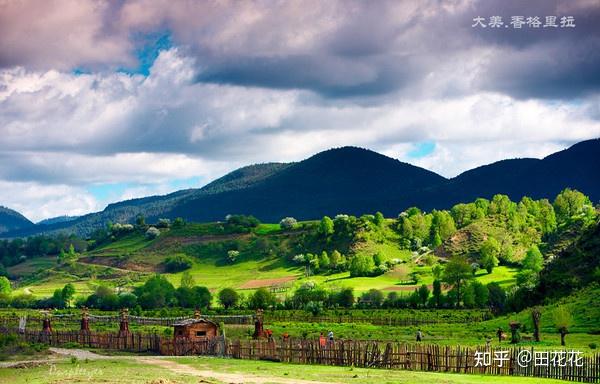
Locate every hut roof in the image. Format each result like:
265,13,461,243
173,318,218,327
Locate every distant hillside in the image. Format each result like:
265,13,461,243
537,218,600,299
37,215,79,226
415,139,600,210
170,146,447,222
2,139,599,238
0,206,33,234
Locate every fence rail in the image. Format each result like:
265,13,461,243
0,314,254,327
263,312,493,326
1,328,598,383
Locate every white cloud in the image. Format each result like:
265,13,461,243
0,181,98,222
0,48,599,220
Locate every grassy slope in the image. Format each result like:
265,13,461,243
10,221,518,298
259,284,600,352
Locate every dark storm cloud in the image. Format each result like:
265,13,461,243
1,0,599,100
464,0,600,99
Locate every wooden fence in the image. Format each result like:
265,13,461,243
2,328,598,382
5,328,162,353
229,339,600,383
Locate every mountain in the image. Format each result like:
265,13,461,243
170,146,447,222
37,216,80,226
0,206,33,234
412,139,600,209
2,139,599,238
2,162,295,237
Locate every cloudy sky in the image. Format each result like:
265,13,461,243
1,0,599,222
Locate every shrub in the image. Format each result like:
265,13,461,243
279,217,297,230
218,288,239,309
145,226,161,239
164,255,193,272
227,250,240,263
349,254,375,277
157,218,171,228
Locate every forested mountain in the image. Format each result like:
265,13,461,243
170,146,447,223
413,139,600,210
37,216,79,226
0,206,33,234
2,139,599,238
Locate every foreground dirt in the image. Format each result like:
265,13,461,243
141,357,340,384
2,348,338,384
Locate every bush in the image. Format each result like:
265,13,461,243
157,219,171,228
349,254,375,277
248,288,276,309
145,227,161,239
279,217,297,230
164,255,193,272
218,288,239,309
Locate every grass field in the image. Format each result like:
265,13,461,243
0,355,574,384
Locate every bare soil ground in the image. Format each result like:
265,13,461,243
140,357,339,384
2,347,337,384
384,284,433,291
239,276,296,289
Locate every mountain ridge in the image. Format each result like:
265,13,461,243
2,139,599,238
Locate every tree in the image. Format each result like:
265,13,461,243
487,282,506,314
0,276,11,295
432,279,442,307
471,281,489,308
360,289,384,308
61,283,76,307
318,251,330,270
480,238,500,274
136,215,146,227
134,275,177,309
516,269,539,289
279,217,297,230
432,265,442,280
118,293,137,309
227,250,240,264
531,307,542,342
145,227,160,239
522,245,543,273
52,289,66,308
330,250,341,269
334,288,354,308
218,288,239,309
553,188,589,222
319,216,334,237
554,306,572,346
164,255,193,272
432,232,442,248
349,254,375,277
374,212,385,227
442,255,473,306
173,217,186,228
248,288,276,309
462,284,475,308
418,284,430,306
180,271,195,289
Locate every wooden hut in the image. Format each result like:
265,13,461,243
173,318,219,341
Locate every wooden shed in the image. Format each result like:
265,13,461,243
173,318,219,341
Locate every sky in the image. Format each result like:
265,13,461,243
1,0,600,222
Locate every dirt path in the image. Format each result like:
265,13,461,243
139,357,339,384
49,347,111,360
3,348,339,384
